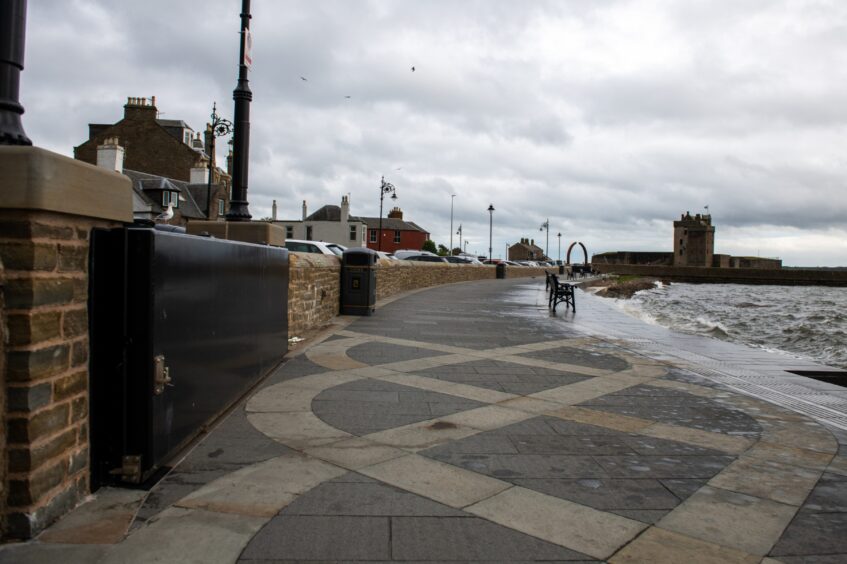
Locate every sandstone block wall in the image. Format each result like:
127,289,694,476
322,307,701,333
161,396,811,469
0,210,119,538
287,253,342,338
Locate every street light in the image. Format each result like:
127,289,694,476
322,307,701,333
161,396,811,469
206,102,232,218
449,194,456,256
539,219,549,260
505,243,509,261
487,204,495,260
0,0,31,146
456,224,463,255
226,0,253,221
557,232,562,262
378,176,397,252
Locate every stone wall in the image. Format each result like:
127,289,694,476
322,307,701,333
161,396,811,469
0,210,121,538
287,253,342,338
592,263,847,286
0,258,6,534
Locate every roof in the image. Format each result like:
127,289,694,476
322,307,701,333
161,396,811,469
357,217,429,232
156,119,192,129
306,205,341,221
123,169,206,219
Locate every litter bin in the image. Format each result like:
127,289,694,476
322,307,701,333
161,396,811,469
559,264,565,275
341,247,378,315
496,262,506,279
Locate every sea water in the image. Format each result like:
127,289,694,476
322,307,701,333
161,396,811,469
612,283,847,370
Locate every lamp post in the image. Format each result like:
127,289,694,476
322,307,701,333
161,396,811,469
378,176,397,252
487,204,495,260
505,243,509,261
226,0,253,221
539,219,549,260
0,0,31,145
456,224,462,255
449,194,456,255
206,102,232,218
557,232,562,262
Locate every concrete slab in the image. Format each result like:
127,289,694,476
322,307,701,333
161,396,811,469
743,441,834,471
176,454,346,517
709,456,822,506
642,422,754,455
609,527,760,563
38,487,145,544
304,437,406,469
548,406,654,433
466,486,647,560
437,405,535,431
247,411,352,449
359,454,511,508
657,485,797,555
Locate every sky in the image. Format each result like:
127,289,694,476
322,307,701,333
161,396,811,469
22,0,847,266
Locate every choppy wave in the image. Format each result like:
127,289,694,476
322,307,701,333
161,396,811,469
613,283,847,369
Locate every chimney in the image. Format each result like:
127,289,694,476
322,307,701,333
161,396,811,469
340,195,349,223
531,239,535,246
387,207,403,220
192,131,204,150
272,199,278,221
204,124,215,168
190,164,209,184
123,96,158,121
96,137,125,173
302,200,308,220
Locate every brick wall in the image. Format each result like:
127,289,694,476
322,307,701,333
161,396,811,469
0,210,119,538
287,253,342,338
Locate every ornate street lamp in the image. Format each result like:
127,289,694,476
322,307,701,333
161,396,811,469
449,194,457,255
206,102,232,218
378,176,397,251
0,0,31,145
226,0,253,221
539,219,549,260
487,204,495,260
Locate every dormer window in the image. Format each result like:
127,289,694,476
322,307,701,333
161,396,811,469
162,191,180,208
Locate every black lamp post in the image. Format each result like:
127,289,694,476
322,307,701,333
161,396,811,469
557,232,562,262
487,204,495,260
456,224,462,255
0,0,31,145
226,0,252,221
539,219,549,260
378,176,397,251
206,102,232,218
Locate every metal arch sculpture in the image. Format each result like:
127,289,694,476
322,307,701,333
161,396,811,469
566,241,588,265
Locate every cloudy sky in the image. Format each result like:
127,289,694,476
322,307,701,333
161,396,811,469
23,0,847,265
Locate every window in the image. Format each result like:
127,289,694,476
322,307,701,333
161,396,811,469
306,225,313,240
369,229,377,243
162,191,179,208
349,225,357,241
286,226,293,238
184,131,191,144
394,230,401,243
162,191,169,207
218,199,225,216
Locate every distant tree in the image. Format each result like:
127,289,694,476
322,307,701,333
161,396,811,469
451,247,461,256
422,239,438,254
437,244,449,256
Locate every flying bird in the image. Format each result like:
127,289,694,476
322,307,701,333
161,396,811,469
345,95,351,99
300,76,308,81
155,204,174,222
411,66,415,72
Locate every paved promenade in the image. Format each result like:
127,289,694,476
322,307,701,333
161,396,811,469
3,277,847,563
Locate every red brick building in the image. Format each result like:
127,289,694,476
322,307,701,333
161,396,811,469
360,208,430,253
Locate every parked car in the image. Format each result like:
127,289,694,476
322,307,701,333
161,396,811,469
404,255,448,263
445,256,479,264
283,239,337,255
375,250,398,261
482,259,503,265
325,243,347,257
394,249,437,260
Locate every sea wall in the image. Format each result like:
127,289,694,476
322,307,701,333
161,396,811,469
287,255,552,337
592,264,847,286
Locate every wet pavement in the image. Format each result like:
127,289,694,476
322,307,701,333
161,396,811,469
3,277,847,563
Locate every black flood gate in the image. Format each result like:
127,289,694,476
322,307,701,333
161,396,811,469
89,227,289,489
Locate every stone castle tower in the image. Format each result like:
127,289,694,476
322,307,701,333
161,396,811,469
673,212,714,267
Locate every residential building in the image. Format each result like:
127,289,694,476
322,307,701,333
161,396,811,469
74,96,230,220
360,208,429,253
509,238,547,261
274,196,368,247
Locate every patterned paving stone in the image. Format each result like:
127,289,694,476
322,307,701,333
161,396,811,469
346,341,450,365
595,454,736,479
312,379,485,435
609,527,761,564
518,346,630,372
511,478,681,510
426,452,610,480
391,516,595,561
239,515,391,561
417,358,591,395
580,402,762,437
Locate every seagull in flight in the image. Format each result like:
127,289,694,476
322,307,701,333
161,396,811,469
411,66,415,72
300,76,308,81
345,95,351,99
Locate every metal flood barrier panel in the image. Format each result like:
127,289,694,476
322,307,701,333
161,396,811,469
89,227,289,489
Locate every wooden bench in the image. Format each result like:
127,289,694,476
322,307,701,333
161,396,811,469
547,273,575,312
